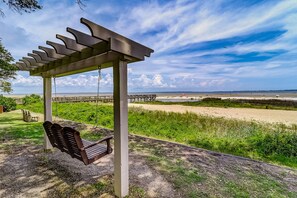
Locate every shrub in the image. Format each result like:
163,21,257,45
201,97,222,102
0,95,16,112
22,94,42,105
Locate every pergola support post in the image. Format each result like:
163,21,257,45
113,60,129,197
43,77,53,150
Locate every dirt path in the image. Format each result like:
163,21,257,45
129,104,297,125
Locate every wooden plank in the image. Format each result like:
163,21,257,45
67,27,101,47
28,53,49,64
23,57,44,67
56,34,86,51
46,41,76,55
81,18,154,59
39,46,65,59
113,60,129,197
43,77,53,150
31,51,119,77
33,50,56,62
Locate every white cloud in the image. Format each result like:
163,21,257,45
4,0,297,92
13,73,42,86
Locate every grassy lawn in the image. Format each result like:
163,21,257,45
140,98,297,111
1,111,296,197
19,102,297,168
129,138,297,198
0,112,44,151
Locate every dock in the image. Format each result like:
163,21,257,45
52,94,156,103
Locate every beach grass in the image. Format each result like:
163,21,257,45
140,98,297,111
18,102,297,168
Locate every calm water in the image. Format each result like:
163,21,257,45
5,90,297,99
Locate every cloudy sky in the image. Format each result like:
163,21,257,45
1,0,297,94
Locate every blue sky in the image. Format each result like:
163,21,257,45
1,0,297,94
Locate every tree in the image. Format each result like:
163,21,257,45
0,0,85,93
0,40,16,93
0,0,42,16
0,0,85,16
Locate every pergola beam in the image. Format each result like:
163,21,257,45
81,18,153,59
39,46,65,59
33,50,56,62
28,53,49,64
31,42,111,76
56,34,86,52
33,51,119,77
19,59,37,69
67,27,101,47
46,41,76,55
23,57,44,67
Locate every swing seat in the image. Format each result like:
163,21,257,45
43,121,113,165
62,127,113,165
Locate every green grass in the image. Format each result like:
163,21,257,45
19,102,297,168
0,112,44,151
1,109,297,197
139,99,297,111
130,138,297,198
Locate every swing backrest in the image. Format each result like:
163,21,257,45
51,123,69,153
62,127,88,164
43,121,57,147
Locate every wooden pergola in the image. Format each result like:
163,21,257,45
15,18,153,197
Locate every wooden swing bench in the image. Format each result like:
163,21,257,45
21,109,39,122
43,121,113,165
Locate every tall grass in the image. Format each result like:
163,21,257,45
142,98,297,111
19,102,297,168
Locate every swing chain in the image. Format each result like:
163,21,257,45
53,76,58,120
94,65,101,128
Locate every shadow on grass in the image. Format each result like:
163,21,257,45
0,113,146,197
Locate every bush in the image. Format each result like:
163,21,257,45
201,97,222,102
0,95,16,112
22,94,42,105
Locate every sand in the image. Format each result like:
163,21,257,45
129,104,297,125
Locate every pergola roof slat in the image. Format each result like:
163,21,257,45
15,18,153,76
32,50,57,62
15,62,27,70
23,57,44,67
20,59,37,68
46,41,76,55
39,46,65,59
81,18,154,58
28,53,49,64
67,27,101,47
56,34,87,52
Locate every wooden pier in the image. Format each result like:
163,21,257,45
52,94,156,103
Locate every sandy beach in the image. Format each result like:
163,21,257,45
129,103,297,125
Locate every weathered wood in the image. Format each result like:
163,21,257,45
43,77,53,150
23,57,44,67
67,27,101,47
28,53,49,64
45,123,113,165
81,18,153,60
32,51,118,77
113,60,129,197
56,34,87,51
39,46,65,59
46,41,76,56
33,50,56,62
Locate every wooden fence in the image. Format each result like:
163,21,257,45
52,94,156,103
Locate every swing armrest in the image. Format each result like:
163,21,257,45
81,136,113,151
